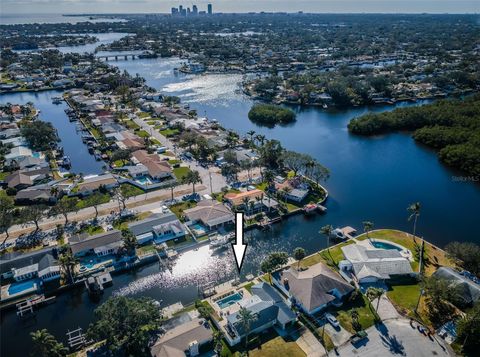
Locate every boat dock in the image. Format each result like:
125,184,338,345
340,226,357,240
16,295,56,317
161,302,184,318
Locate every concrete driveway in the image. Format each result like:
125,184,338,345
322,322,352,347
374,295,400,321
336,319,453,357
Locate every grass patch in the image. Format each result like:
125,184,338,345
166,234,194,248
300,241,353,269
76,193,111,209
173,166,191,180
0,171,10,181
124,120,140,130
120,183,144,198
136,130,150,138
168,159,181,165
78,225,104,236
334,293,378,334
160,128,180,137
113,159,125,167
137,111,150,119
170,201,197,218
136,244,157,256
387,284,430,324
249,336,305,357
243,281,255,293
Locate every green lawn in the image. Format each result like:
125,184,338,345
120,183,145,197
0,171,11,181
387,284,431,324
136,130,150,138
173,166,192,180
137,111,150,119
168,159,181,165
249,336,305,357
170,201,197,218
76,193,111,209
333,294,378,334
300,241,353,269
124,120,140,130
136,244,157,256
160,128,180,137
166,235,195,248
78,225,105,236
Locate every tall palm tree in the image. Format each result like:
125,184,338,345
366,287,384,314
122,229,137,256
293,247,306,269
182,170,202,194
238,307,257,349
246,130,256,144
407,202,421,241
242,197,250,216
362,221,374,240
58,249,79,284
320,225,333,260
305,159,316,179
255,134,266,147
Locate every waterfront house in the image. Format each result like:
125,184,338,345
4,146,33,165
224,189,264,210
125,164,149,178
131,150,173,180
72,173,118,197
150,318,213,357
183,200,235,231
0,248,60,283
433,267,480,306
69,230,123,257
339,243,414,284
128,211,186,245
17,156,49,170
274,262,354,315
222,282,297,346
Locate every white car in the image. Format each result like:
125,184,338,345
325,313,340,328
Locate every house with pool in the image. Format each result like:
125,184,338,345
69,230,123,258
273,262,354,315
183,200,235,235
339,241,415,284
209,282,296,346
128,211,186,245
0,248,61,302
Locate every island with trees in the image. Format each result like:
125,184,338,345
248,104,296,126
348,95,480,176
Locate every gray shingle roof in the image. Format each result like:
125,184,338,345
279,263,354,312
0,248,57,275
69,230,122,255
128,212,183,236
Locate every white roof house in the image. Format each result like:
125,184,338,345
340,244,414,283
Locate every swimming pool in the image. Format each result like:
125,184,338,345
191,223,208,235
371,241,404,251
8,280,37,295
135,175,154,185
216,292,243,309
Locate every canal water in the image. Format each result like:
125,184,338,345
2,53,480,356
0,90,104,175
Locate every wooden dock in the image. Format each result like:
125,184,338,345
16,295,56,317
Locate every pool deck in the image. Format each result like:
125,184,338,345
0,281,39,302
357,237,414,261
207,286,252,328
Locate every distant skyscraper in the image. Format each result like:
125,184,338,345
192,5,198,16
207,3,212,15
171,7,179,16
187,7,191,15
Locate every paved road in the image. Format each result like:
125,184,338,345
336,319,453,357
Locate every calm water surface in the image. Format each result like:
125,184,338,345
2,56,480,356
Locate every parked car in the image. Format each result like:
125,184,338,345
325,313,340,328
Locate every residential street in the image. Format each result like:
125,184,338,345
336,319,453,357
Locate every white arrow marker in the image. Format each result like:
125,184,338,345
231,212,247,273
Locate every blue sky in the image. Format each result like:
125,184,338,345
1,0,479,14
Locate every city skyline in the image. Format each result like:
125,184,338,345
1,0,479,14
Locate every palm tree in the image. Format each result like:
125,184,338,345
281,186,292,205
31,329,68,357
122,229,137,256
255,134,266,147
350,309,361,331
407,202,421,241
305,159,316,179
362,221,374,240
183,170,202,194
242,197,251,216
213,330,224,355
58,248,79,284
246,130,256,144
293,247,306,269
366,287,384,314
167,181,177,202
320,225,333,259
238,307,257,349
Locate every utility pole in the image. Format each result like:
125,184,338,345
209,171,213,196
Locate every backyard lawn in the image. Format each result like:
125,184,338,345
160,128,180,137
136,129,150,138
249,336,305,357
387,284,431,324
300,241,353,269
173,166,192,180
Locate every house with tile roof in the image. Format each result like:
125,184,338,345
183,200,235,231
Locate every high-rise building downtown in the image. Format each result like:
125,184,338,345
207,3,212,15
192,5,198,15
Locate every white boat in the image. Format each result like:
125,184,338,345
209,235,230,248
317,204,327,213
332,228,346,240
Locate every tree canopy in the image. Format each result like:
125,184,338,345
248,104,296,126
